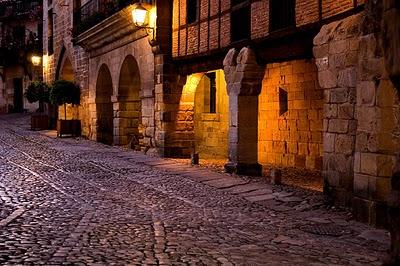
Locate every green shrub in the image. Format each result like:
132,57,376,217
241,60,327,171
49,80,80,119
25,81,50,112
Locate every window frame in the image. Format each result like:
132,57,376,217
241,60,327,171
230,0,251,43
186,0,199,25
269,0,296,33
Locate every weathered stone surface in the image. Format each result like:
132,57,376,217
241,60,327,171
0,114,390,265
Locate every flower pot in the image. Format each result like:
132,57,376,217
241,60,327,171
57,119,81,138
31,114,49,131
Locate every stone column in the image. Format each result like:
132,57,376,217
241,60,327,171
112,95,140,146
223,47,264,176
382,1,400,263
382,0,400,90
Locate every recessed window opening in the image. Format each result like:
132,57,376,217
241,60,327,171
279,87,288,116
270,0,296,32
206,72,217,114
187,0,199,24
48,9,54,55
231,0,251,42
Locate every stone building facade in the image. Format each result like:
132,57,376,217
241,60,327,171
0,0,43,113
167,0,399,227
44,0,400,227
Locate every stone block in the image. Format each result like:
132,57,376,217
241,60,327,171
324,103,338,118
338,103,355,119
338,67,357,88
356,106,377,131
328,119,348,133
329,40,349,54
377,154,396,177
309,143,320,156
335,134,354,155
298,142,308,155
354,173,370,198
357,81,376,106
318,70,337,89
330,88,348,103
360,153,378,176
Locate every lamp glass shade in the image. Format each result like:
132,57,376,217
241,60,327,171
31,55,41,66
132,5,148,27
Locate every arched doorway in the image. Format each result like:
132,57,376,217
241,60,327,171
177,70,229,160
96,64,114,145
115,55,141,146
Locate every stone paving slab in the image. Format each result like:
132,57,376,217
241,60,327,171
238,188,274,197
202,177,248,189
222,182,266,194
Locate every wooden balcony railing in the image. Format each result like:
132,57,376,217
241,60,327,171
0,0,42,19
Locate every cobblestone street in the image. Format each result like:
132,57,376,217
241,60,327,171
0,114,390,265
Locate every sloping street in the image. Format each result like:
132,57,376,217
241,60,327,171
0,114,390,265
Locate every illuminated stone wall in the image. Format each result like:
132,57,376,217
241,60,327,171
258,59,323,170
194,70,229,159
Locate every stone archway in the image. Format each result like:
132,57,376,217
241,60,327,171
96,64,114,145
193,70,229,159
114,55,141,146
60,57,74,81
55,53,77,121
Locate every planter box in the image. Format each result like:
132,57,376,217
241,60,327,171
31,114,49,131
57,120,81,138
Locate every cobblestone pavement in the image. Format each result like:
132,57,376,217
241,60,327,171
0,114,390,265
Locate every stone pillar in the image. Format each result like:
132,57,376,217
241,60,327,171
223,47,264,176
385,155,400,265
382,0,400,90
112,95,140,146
382,1,400,263
313,15,360,206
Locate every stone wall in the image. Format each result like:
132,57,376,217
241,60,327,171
258,59,323,171
194,70,229,159
43,0,90,135
314,1,400,226
87,37,154,148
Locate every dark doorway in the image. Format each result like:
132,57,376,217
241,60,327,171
13,78,23,113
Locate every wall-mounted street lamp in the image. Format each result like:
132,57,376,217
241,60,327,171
31,55,42,66
132,3,149,27
131,2,157,46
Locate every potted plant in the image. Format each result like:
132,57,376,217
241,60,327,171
49,80,81,137
25,81,50,130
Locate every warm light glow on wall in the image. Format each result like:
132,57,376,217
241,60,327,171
42,54,49,75
149,6,157,30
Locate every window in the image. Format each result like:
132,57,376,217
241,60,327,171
231,0,250,42
279,88,288,116
48,9,54,55
206,72,217,114
187,0,199,24
270,0,296,32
